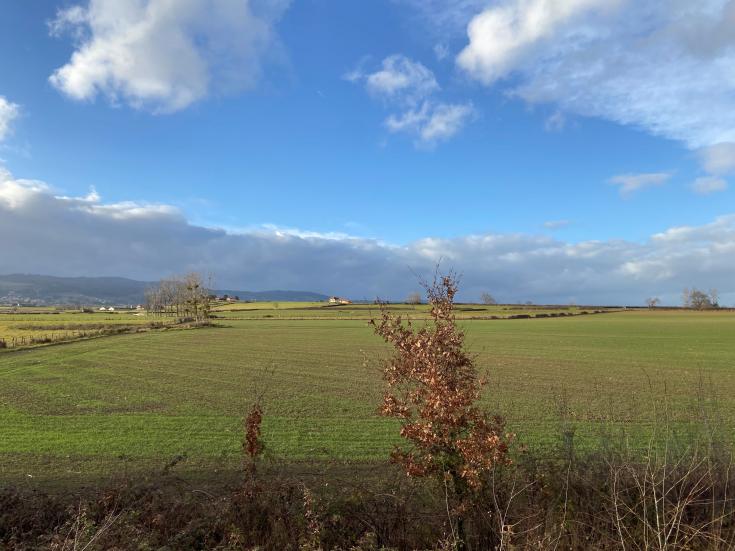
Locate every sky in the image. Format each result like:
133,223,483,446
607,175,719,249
1,0,734,304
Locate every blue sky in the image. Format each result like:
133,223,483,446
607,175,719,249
1,0,734,303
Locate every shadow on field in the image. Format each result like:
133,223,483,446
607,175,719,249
3,398,735,550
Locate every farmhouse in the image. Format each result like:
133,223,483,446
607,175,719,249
328,296,352,305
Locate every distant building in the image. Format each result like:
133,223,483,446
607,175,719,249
99,307,106,311
328,296,352,305
107,307,115,312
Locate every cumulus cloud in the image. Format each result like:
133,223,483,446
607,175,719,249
3,166,735,305
609,172,671,197
49,0,288,113
457,0,614,85
457,0,735,150
347,55,439,104
692,176,728,195
347,54,473,146
0,97,20,142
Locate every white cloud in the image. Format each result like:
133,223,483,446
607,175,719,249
0,168,50,208
457,0,735,150
692,176,728,195
348,54,473,146
433,43,450,61
420,102,474,142
361,55,439,104
544,110,566,132
609,172,671,197
49,0,288,113
398,0,494,34
543,219,570,229
385,101,475,145
457,0,615,85
0,97,20,142
3,165,735,305
698,142,735,175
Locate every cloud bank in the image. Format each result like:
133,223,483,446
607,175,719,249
49,0,288,113
2,166,735,305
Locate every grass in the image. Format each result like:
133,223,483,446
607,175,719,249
1,308,734,484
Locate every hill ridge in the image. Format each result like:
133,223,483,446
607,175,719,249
0,274,329,306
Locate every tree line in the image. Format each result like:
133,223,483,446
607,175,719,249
646,287,721,309
144,272,212,322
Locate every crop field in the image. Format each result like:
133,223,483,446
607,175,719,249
1,308,734,486
0,309,172,344
212,301,603,320
0,302,608,347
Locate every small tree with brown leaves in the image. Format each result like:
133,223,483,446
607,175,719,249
371,273,512,549
243,402,264,478
243,365,274,477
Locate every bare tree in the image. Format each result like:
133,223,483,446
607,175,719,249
480,292,497,305
645,297,661,309
709,288,719,308
160,277,183,317
406,292,421,305
687,288,714,310
682,287,691,308
181,272,212,321
144,286,162,315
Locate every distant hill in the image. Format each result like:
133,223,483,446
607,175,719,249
0,274,330,306
215,289,330,302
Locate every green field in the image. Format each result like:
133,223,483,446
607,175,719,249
1,307,734,485
212,301,598,319
0,309,173,345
